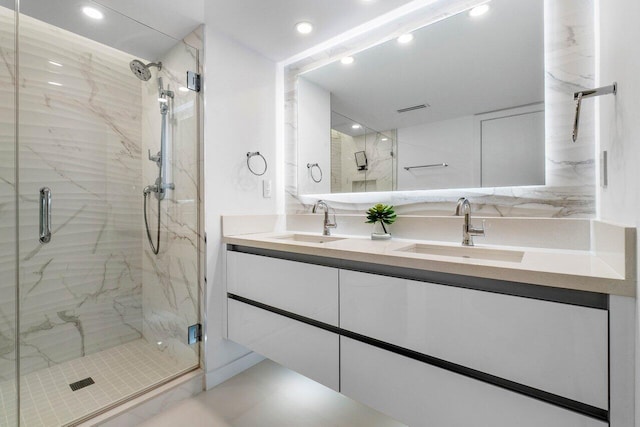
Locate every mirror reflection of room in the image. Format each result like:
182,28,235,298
298,0,544,194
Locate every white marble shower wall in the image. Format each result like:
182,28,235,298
0,5,17,426
140,36,199,367
17,11,143,376
286,0,596,218
331,129,395,193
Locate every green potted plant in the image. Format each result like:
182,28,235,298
365,204,397,240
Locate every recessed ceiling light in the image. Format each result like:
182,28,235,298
48,60,63,67
341,56,355,65
469,4,490,17
82,6,104,20
179,86,189,92
352,124,362,129
381,137,389,141
48,81,62,86
397,33,414,44
296,21,313,34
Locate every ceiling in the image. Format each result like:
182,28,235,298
91,0,416,62
94,0,205,41
301,0,544,133
203,0,418,61
14,0,431,62
19,0,193,60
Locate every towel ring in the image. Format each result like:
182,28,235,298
247,152,267,176
307,163,323,183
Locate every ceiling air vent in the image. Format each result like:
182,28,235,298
397,104,429,113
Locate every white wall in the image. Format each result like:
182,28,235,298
202,12,278,387
598,0,640,424
396,107,544,191
298,78,331,194
397,115,478,190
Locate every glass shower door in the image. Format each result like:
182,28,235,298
139,37,202,376
16,2,201,425
0,2,16,426
364,128,397,192
17,13,147,423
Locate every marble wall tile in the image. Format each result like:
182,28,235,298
331,130,396,193
297,184,594,218
544,0,596,188
285,0,596,218
182,26,206,371
0,8,203,423
140,35,200,369
17,11,143,376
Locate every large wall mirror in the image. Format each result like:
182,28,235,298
297,0,548,196
288,0,595,217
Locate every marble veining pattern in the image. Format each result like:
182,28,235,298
331,130,396,193
0,9,202,426
285,0,596,218
17,10,143,378
140,34,200,368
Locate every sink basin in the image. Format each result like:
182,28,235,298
274,234,346,244
396,243,524,263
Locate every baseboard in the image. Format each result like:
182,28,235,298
206,351,266,389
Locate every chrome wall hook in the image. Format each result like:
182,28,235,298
573,83,617,142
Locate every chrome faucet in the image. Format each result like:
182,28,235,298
454,197,485,246
312,200,337,236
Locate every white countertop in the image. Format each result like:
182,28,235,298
224,231,636,297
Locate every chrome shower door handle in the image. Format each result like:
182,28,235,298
39,187,52,243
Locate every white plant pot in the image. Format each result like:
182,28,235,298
371,222,391,240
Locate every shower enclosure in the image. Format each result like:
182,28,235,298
0,2,202,426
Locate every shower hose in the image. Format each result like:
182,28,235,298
143,187,161,255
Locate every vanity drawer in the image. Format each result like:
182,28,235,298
228,299,339,391
227,251,339,325
339,270,608,409
341,337,607,427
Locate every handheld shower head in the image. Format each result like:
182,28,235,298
129,59,162,81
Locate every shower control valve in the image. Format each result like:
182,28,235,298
143,184,159,195
148,149,162,166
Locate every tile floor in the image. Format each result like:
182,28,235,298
139,359,406,427
0,339,197,427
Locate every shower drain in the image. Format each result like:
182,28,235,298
69,377,95,391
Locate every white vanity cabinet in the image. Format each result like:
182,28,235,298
226,248,613,426
341,337,607,427
228,299,339,390
226,251,340,390
339,270,608,410
227,251,339,325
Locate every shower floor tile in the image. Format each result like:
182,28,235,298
0,339,197,427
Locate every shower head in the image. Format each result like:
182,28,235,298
129,59,162,81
